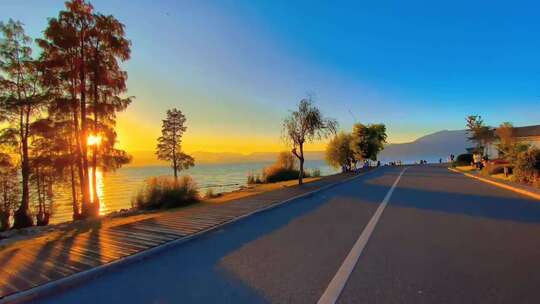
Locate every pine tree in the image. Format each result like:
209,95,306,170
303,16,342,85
156,109,194,179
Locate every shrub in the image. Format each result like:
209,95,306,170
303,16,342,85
263,165,301,183
204,188,221,199
454,153,473,166
133,176,199,210
512,148,540,186
311,168,321,177
247,171,263,185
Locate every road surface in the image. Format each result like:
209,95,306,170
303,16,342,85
33,166,540,304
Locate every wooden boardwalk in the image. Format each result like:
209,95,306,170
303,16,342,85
0,173,354,300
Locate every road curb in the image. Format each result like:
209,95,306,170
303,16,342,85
448,167,540,201
0,168,379,304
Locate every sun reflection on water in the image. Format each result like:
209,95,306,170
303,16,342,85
88,168,106,215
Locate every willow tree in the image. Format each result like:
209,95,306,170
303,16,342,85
156,108,194,179
0,20,47,228
282,97,337,184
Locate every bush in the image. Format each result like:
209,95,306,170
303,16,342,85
454,153,473,166
133,176,199,210
513,148,540,186
204,188,221,199
247,171,263,185
311,168,321,177
263,165,302,183
481,162,512,176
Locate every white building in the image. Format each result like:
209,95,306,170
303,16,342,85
487,124,540,159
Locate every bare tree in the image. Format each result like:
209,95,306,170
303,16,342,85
282,97,337,184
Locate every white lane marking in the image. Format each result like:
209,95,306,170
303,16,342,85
318,168,407,304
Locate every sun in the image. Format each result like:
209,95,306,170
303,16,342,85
87,134,102,146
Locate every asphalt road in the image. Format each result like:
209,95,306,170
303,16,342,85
32,166,540,304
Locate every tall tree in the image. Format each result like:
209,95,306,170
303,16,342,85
350,123,387,163
282,97,337,184
156,108,194,179
0,20,47,228
38,0,132,219
465,115,495,156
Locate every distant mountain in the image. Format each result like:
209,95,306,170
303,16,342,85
128,150,324,166
128,130,470,166
379,130,469,162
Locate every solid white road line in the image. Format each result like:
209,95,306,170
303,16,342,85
317,168,407,304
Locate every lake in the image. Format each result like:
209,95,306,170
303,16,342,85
50,160,337,224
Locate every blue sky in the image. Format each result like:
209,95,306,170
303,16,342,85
2,0,539,152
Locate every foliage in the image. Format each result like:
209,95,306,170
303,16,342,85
0,154,19,230
247,171,263,185
156,108,194,179
275,151,297,170
0,19,49,228
495,122,515,159
263,166,305,183
325,132,356,172
454,153,473,166
311,168,321,177
512,148,540,186
350,123,387,162
204,188,221,199
37,0,133,220
465,115,495,156
282,96,337,184
133,176,199,210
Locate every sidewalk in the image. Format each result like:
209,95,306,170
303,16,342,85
448,167,540,200
0,172,361,301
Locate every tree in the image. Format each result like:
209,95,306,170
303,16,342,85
282,97,337,184
38,0,132,219
495,122,515,160
350,123,387,163
275,151,297,170
465,115,495,157
0,20,48,228
325,132,355,172
156,108,194,179
0,153,19,230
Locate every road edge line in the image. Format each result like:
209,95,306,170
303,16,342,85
1,168,380,304
317,168,407,304
448,168,540,201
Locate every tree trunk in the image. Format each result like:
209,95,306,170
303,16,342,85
298,144,304,185
13,108,33,229
14,134,33,228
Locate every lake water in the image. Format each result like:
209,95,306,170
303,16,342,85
50,160,337,224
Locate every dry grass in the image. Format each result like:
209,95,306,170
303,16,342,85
455,165,476,172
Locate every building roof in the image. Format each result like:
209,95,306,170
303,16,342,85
513,125,540,138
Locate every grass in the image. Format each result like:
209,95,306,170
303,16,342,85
455,165,476,172
132,176,199,210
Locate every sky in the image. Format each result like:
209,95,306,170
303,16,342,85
2,0,540,154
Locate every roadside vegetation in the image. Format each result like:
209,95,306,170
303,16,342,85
132,176,199,210
0,1,132,230
325,123,387,172
455,116,540,188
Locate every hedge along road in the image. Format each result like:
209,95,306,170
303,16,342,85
33,165,540,304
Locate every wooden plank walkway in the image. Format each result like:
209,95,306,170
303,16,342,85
0,173,355,300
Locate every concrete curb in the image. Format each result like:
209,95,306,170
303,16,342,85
1,168,379,304
448,167,540,201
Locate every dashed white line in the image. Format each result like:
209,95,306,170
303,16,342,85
318,168,407,304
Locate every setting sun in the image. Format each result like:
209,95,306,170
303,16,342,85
87,134,102,146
